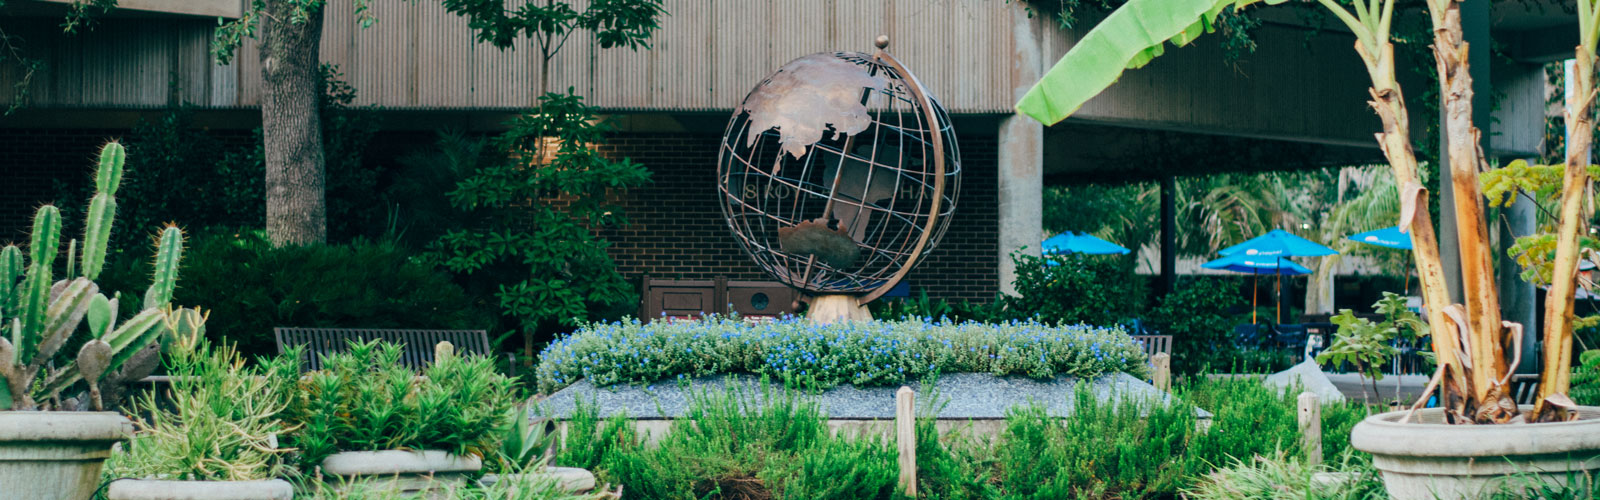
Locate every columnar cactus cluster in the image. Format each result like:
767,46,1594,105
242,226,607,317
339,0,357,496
0,142,187,411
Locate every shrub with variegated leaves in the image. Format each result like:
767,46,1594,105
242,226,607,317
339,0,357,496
535,316,1149,393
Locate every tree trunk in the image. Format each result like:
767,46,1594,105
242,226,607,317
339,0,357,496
259,0,328,246
1354,39,1471,414
1538,48,1596,417
1429,0,1506,404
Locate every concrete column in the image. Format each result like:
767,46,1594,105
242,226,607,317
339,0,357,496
998,2,1044,296
1159,176,1177,297
1499,194,1539,373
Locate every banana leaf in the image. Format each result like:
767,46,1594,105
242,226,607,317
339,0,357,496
1015,0,1284,125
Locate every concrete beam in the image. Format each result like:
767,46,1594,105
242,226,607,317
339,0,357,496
23,0,241,18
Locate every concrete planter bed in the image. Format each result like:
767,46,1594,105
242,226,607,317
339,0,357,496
0,411,133,500
535,372,1207,445
1351,406,1600,499
106,479,294,500
321,450,482,497
478,467,598,494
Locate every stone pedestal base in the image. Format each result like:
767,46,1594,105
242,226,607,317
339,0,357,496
806,295,871,324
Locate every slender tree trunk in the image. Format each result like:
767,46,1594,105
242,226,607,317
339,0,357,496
1539,48,1596,417
1429,0,1506,403
259,0,328,246
1354,39,1469,409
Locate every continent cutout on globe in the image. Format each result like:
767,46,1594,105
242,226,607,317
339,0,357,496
739,53,887,163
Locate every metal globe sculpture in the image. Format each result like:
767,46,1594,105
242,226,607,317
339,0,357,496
717,37,960,316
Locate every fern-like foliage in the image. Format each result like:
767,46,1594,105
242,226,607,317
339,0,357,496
1575,350,1600,406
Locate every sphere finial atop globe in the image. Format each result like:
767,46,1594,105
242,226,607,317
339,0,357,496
874,35,890,49
716,38,962,323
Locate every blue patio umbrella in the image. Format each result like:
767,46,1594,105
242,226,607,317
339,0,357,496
1347,225,1417,298
1217,229,1335,323
1346,226,1413,250
1203,253,1311,324
1201,253,1312,275
1041,232,1131,255
1219,229,1338,258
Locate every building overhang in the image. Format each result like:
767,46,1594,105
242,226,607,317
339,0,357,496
6,0,240,19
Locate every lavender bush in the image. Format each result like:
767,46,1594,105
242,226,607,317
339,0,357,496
535,316,1149,393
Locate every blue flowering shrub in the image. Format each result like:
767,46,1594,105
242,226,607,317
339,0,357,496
535,316,1149,393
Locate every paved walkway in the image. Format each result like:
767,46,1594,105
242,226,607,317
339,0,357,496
1324,372,1431,406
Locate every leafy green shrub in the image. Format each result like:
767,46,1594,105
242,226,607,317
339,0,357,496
1147,277,1248,374
55,65,382,248
1179,376,1369,463
295,474,592,500
1576,350,1600,406
535,316,1149,393
871,289,1011,324
992,377,1370,499
1005,252,1144,327
101,230,495,357
996,385,1196,499
107,337,300,481
426,92,650,338
284,340,517,466
1316,292,1431,399
770,436,904,500
568,384,908,500
492,403,556,474
1183,451,1386,500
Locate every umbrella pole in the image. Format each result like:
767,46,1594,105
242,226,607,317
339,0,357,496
1277,272,1283,323
1252,274,1258,324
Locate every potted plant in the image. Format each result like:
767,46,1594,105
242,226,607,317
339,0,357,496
1012,0,1600,497
287,340,515,495
476,404,600,495
0,142,186,500
104,310,299,500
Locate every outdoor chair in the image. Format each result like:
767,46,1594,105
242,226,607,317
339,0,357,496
1234,323,1271,350
1509,373,1541,405
1272,324,1310,361
274,327,505,372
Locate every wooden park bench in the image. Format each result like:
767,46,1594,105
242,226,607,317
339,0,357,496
274,327,496,371
1130,334,1173,360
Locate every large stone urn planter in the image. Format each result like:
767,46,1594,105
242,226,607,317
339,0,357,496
107,479,294,500
321,450,481,496
1352,406,1600,499
0,411,133,500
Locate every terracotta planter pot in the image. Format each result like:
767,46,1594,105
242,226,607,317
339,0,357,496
107,479,293,500
0,411,133,500
1351,406,1600,499
321,450,481,497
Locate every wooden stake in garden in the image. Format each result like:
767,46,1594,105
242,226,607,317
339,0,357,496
1152,353,1172,392
1299,391,1322,467
896,386,916,497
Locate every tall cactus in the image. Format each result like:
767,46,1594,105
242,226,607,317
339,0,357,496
0,245,22,316
18,205,60,357
0,141,185,411
81,142,123,281
143,226,182,310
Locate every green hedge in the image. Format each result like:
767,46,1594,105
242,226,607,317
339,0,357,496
100,231,495,357
535,317,1150,394
561,376,1374,500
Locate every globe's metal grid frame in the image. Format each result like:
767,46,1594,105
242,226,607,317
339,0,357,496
716,45,961,303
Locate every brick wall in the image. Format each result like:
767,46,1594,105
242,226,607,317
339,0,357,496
0,127,259,239
0,129,123,241
1,127,1002,304
596,133,1000,304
